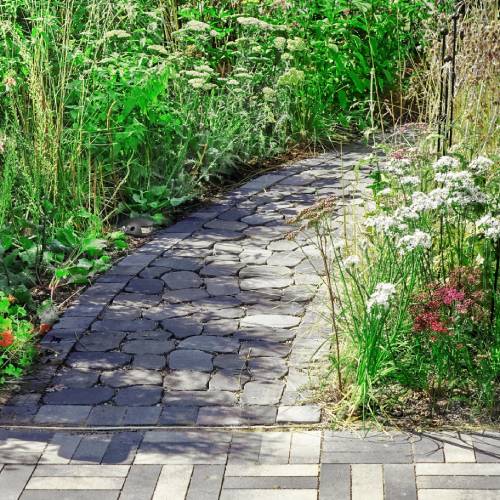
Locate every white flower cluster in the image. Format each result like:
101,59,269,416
273,36,287,50
365,215,407,234
262,87,276,100
148,45,168,56
400,175,420,187
397,230,432,255
287,37,306,51
469,156,494,176
184,20,210,32
367,283,397,311
433,155,460,172
382,158,412,176
435,171,487,206
394,206,419,221
104,30,130,39
410,190,447,212
237,17,273,30
476,213,500,241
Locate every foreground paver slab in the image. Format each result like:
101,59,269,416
0,429,497,499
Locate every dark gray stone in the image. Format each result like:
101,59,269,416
163,288,209,303
64,303,105,317
162,318,203,339
159,406,198,425
113,293,161,308
168,350,213,372
163,390,236,406
51,317,93,332
47,370,99,388
74,332,125,352
204,219,247,231
34,405,91,424
139,266,170,279
240,341,291,358
205,277,240,296
153,257,203,271
101,306,142,320
218,208,253,221
143,303,195,321
235,326,296,343
102,431,143,464
209,372,248,391
121,340,176,355
123,407,161,425
100,369,162,387
66,352,131,370
43,387,114,405
132,354,166,370
241,214,283,225
239,265,292,279
195,229,243,242
87,406,127,426
91,319,157,332
178,336,239,353
249,357,288,379
197,307,244,321
200,262,245,278
213,354,246,372
126,330,173,341
163,371,210,391
241,381,284,405
114,386,163,406
202,319,239,337
162,271,202,290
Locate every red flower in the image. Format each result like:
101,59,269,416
39,323,51,335
0,330,14,348
414,312,448,334
438,286,465,306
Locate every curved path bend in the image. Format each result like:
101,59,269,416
0,146,498,500
1,144,372,427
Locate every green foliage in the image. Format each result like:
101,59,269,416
0,0,428,384
0,291,37,382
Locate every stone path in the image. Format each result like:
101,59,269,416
0,429,498,499
0,144,371,427
1,146,499,498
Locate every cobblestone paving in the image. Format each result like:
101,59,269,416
0,429,498,499
0,144,372,427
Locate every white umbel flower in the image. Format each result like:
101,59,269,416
476,213,500,241
435,171,487,206
237,17,273,30
365,215,407,234
400,176,420,187
184,20,210,31
433,155,459,171
397,230,432,255
367,283,397,311
469,156,494,176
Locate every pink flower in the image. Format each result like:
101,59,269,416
438,286,465,305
